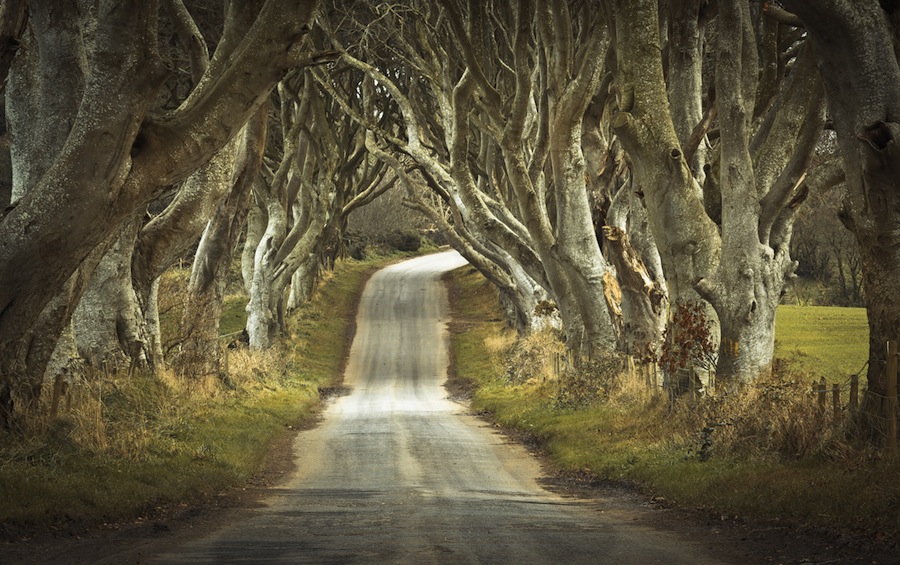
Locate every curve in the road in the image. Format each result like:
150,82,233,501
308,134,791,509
152,251,733,565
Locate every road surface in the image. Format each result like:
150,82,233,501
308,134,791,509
152,251,733,564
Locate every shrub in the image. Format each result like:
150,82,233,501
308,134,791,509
387,229,422,252
676,362,845,462
552,353,626,410
504,330,565,384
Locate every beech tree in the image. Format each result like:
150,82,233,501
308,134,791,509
0,0,320,428
244,71,392,349
318,0,619,358
177,106,268,378
608,0,825,383
374,147,553,333
781,0,900,424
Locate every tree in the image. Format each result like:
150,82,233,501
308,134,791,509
317,0,619,358
0,0,321,429
177,106,268,378
608,0,825,384
781,0,900,424
244,71,391,349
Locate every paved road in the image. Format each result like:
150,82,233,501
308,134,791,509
153,251,732,564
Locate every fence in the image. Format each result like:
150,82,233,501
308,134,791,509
551,341,900,452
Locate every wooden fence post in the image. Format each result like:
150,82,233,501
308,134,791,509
817,377,827,412
849,374,859,412
886,340,898,456
832,383,840,424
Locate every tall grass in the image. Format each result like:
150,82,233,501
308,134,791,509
0,254,389,534
447,266,900,537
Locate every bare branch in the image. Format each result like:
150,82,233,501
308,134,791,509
762,2,803,27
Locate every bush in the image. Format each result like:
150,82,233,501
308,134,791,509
552,353,626,410
676,362,844,462
387,229,421,252
504,330,565,384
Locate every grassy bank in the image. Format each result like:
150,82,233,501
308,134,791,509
446,266,898,538
0,254,392,536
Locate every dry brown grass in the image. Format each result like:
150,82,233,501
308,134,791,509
502,329,561,384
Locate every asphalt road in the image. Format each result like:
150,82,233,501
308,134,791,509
151,251,734,564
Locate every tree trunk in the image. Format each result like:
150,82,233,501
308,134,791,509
0,1,85,419
609,0,721,311
242,203,266,293
550,105,618,355
178,107,266,377
781,1,900,430
286,255,318,312
0,0,320,428
74,222,151,369
246,196,288,349
667,0,708,181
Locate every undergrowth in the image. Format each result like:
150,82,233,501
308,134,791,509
447,265,900,538
0,253,392,535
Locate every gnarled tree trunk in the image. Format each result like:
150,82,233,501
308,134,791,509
0,0,321,429
177,107,267,377
783,0,900,431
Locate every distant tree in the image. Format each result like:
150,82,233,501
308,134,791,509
791,180,864,307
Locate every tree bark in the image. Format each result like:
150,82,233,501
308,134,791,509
609,0,721,311
785,0,900,426
604,189,667,356
74,222,151,369
178,107,267,377
0,0,320,428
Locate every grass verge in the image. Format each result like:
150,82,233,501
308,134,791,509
446,266,899,539
0,253,394,537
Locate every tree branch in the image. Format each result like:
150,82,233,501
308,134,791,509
0,0,26,94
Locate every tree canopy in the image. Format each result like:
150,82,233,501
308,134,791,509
0,0,897,438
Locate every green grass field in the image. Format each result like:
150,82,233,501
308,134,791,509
774,305,869,381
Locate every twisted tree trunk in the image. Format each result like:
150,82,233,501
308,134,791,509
0,0,320,429
783,0,900,431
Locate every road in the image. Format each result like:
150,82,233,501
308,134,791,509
152,251,734,564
